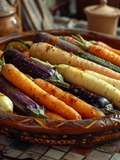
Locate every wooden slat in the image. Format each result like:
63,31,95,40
35,0,54,29
21,0,43,30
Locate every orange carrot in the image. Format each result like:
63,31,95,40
61,36,120,66
34,78,105,119
88,45,120,67
0,50,3,59
72,34,120,67
61,36,76,44
22,50,30,57
64,35,94,47
45,110,66,120
1,64,81,120
96,41,120,56
62,35,120,56
30,42,120,80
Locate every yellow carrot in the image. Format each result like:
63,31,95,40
84,69,120,90
1,64,81,120
34,78,105,119
29,42,120,80
56,64,120,109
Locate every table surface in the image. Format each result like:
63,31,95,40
0,134,120,160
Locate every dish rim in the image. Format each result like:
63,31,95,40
0,29,120,147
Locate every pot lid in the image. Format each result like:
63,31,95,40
84,0,120,17
0,0,16,17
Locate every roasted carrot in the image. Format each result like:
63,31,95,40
84,69,120,90
34,78,105,119
1,64,81,120
33,32,83,53
72,34,120,67
22,50,30,57
59,36,75,44
94,41,120,56
88,45,120,67
30,42,120,80
56,64,120,109
62,35,94,47
45,109,66,120
0,50,3,59
60,35,120,57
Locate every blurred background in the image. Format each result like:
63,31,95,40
19,0,120,30
2,0,120,36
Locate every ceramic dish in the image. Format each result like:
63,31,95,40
0,29,120,148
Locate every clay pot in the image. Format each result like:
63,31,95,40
0,0,23,37
1,29,120,147
84,0,120,36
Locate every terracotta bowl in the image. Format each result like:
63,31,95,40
0,29,120,148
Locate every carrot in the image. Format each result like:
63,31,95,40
34,78,105,119
94,41,120,56
22,50,30,57
72,34,120,67
56,64,120,109
45,110,66,120
62,35,96,48
0,50,3,59
88,45,120,67
84,69,120,90
33,32,83,53
1,63,81,120
61,35,120,57
29,42,120,80
62,35,120,61
60,35,94,47
59,36,75,44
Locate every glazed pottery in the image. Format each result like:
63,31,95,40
84,0,120,36
0,0,22,37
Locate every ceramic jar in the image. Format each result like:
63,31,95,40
0,0,23,37
84,0,120,36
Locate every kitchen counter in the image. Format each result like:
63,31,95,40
0,134,120,160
